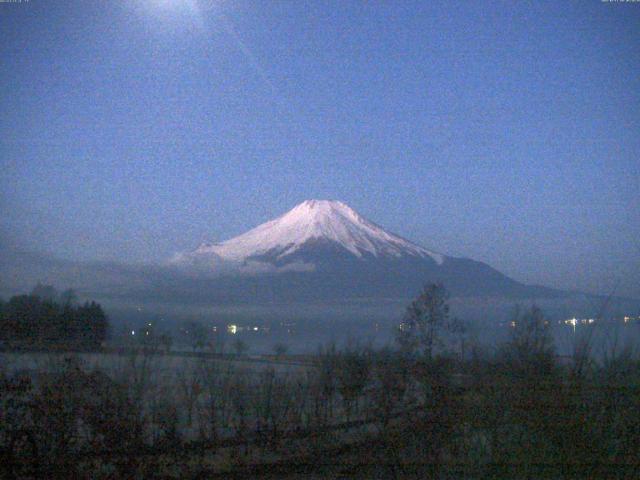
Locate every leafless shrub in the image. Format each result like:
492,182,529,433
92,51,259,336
177,358,201,428
251,367,296,448
336,342,371,421
229,369,251,456
195,357,234,443
369,349,411,430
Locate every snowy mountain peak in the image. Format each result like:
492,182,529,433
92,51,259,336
175,200,444,269
280,200,365,231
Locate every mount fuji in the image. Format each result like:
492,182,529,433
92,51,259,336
171,200,560,300
173,200,442,270
6,199,634,317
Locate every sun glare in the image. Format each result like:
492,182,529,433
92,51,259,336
143,0,207,32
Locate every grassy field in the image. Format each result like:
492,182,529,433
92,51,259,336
2,309,640,479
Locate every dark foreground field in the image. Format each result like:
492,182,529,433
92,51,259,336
2,302,640,479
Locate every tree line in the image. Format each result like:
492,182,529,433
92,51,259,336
0,284,108,350
1,283,638,478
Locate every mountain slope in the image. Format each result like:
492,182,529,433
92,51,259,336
4,204,636,316
173,200,443,270
170,200,566,299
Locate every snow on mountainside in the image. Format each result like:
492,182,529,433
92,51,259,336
158,200,586,299
173,200,444,271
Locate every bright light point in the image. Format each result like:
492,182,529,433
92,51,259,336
147,0,203,18
131,330,135,336
154,0,187,10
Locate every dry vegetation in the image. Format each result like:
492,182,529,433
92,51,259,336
1,286,639,479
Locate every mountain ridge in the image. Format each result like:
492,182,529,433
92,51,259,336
167,200,568,300
173,199,444,271
2,202,638,318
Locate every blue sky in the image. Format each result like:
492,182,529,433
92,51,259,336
1,0,639,297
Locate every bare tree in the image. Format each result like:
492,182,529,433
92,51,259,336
229,370,251,456
448,316,470,362
158,333,173,354
369,349,411,429
195,357,235,443
336,343,371,420
251,367,295,448
273,342,288,358
499,305,556,377
397,283,451,360
314,342,339,423
208,331,226,355
177,359,202,428
233,338,248,357
184,321,208,352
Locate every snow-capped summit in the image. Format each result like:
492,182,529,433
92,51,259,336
173,200,444,271
169,199,559,299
